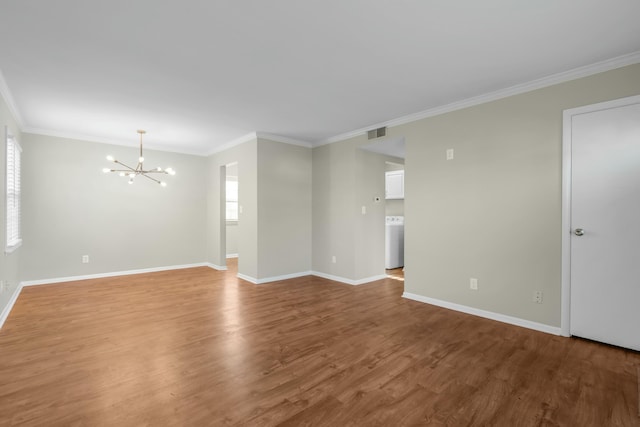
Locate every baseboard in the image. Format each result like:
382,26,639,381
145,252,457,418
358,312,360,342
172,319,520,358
0,283,24,329
206,263,227,271
256,271,312,284
226,253,238,259
402,292,562,336
236,273,257,284
21,262,212,287
310,271,387,286
235,271,312,284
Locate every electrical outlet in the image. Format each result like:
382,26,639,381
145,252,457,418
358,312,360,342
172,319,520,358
331,255,337,264
470,278,478,290
82,255,89,264
446,148,454,160
0,280,4,293
534,291,543,304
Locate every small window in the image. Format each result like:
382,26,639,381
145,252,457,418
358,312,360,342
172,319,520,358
5,128,22,253
226,178,238,222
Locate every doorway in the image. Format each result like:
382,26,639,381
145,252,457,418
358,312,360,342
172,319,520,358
385,161,405,280
562,95,640,351
225,162,239,265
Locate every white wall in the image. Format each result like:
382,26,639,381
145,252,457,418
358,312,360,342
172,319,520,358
19,133,207,281
0,93,22,319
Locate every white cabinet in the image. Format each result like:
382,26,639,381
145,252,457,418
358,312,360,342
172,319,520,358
385,170,404,200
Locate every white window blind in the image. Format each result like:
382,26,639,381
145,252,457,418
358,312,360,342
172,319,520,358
6,130,22,252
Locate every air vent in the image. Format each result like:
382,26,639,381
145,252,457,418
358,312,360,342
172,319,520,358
367,127,387,139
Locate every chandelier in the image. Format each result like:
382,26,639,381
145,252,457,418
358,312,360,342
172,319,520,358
102,130,175,186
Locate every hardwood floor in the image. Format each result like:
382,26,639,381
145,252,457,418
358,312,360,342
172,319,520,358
1,260,638,426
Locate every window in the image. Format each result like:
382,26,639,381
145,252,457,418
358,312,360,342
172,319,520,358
226,178,238,222
5,128,21,252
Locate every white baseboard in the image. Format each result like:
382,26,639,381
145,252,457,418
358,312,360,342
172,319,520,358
21,262,212,287
310,271,387,286
256,271,312,284
206,263,227,271
0,283,24,329
226,253,238,259
236,273,257,284
402,292,561,336
236,271,312,284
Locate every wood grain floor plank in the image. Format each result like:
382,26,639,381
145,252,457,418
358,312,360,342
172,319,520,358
1,260,639,426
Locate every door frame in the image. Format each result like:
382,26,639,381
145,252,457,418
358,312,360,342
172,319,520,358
560,94,640,337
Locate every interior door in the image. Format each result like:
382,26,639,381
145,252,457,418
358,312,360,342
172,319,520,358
569,97,640,351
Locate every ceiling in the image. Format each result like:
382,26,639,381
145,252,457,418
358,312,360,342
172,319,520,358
1,1,639,155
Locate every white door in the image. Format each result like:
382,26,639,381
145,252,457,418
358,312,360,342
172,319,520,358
568,96,640,351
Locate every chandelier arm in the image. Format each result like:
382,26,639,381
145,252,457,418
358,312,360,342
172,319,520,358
110,169,139,173
140,170,168,174
113,160,137,171
141,173,162,184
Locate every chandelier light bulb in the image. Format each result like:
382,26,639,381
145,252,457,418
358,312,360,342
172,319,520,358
160,182,167,187
139,156,144,163
102,168,111,173
106,155,115,162
166,167,176,175
119,172,125,177
156,167,162,172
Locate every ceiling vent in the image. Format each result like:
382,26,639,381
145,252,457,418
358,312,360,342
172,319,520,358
367,127,387,140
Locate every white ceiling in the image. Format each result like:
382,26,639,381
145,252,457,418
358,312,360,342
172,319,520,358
1,1,639,155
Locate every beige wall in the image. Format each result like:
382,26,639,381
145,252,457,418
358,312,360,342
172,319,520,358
354,149,387,279
312,140,357,279
19,134,208,281
401,63,640,327
0,94,22,318
312,140,400,281
226,223,238,256
206,139,258,278
257,138,312,278
3,62,639,331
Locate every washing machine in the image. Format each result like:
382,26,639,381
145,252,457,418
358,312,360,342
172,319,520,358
385,216,404,269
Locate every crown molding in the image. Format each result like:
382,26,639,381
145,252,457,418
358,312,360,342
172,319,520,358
206,131,312,157
0,69,25,129
22,126,208,156
320,50,640,146
205,132,258,156
255,132,312,148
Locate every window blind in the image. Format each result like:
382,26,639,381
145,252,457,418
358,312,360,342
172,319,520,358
6,132,21,252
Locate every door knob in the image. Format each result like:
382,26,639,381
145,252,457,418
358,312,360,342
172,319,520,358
574,228,584,236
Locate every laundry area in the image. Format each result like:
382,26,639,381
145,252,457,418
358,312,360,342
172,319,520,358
385,163,405,271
